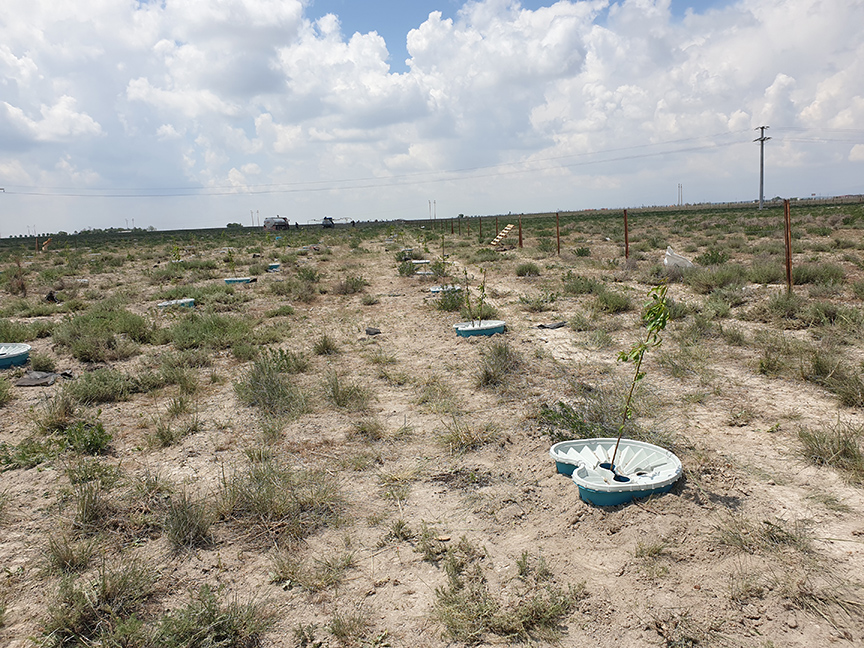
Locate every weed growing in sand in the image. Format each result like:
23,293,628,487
53,301,152,362
715,513,813,554
67,369,137,404
333,274,368,294
270,549,356,591
42,533,95,575
323,370,371,411
33,388,77,433
516,262,540,277
154,584,275,648
327,605,372,644
437,417,496,454
417,375,460,414
0,377,12,408
432,537,585,643
798,419,864,484
234,355,309,419
219,459,343,542
476,340,521,387
313,334,340,356
378,466,417,503
29,351,57,373
164,490,213,551
42,558,156,648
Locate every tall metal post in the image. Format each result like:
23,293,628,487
755,126,770,210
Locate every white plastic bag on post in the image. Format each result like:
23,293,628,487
663,246,694,269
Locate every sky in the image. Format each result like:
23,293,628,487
1,0,862,236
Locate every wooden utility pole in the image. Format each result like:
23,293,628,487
784,199,793,294
556,212,561,255
518,217,523,248
755,126,770,210
624,209,629,259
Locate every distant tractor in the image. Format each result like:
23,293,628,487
263,216,290,231
322,217,335,228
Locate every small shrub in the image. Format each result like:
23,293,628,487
685,264,747,294
234,357,308,419
748,260,785,284
397,260,415,276
515,262,540,277
43,533,94,575
519,293,556,312
53,302,152,362
65,458,122,488
792,262,844,285
694,249,729,266
266,304,296,317
67,369,137,404
574,246,590,257
168,312,253,351
561,271,603,295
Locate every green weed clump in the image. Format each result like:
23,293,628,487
322,370,371,411
561,271,603,295
312,334,339,356
164,491,213,551
42,559,156,648
519,293,556,312
477,341,522,387
333,275,368,294
64,421,112,455
437,418,496,454
515,262,540,277
219,459,343,542
0,377,11,408
593,289,632,313
154,585,275,648
792,262,844,285
168,312,253,353
432,538,585,644
67,369,138,404
53,302,153,362
233,354,309,419
685,264,747,294
799,419,864,484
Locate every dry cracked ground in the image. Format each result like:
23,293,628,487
2,203,864,648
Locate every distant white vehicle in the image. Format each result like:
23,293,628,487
263,216,290,231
